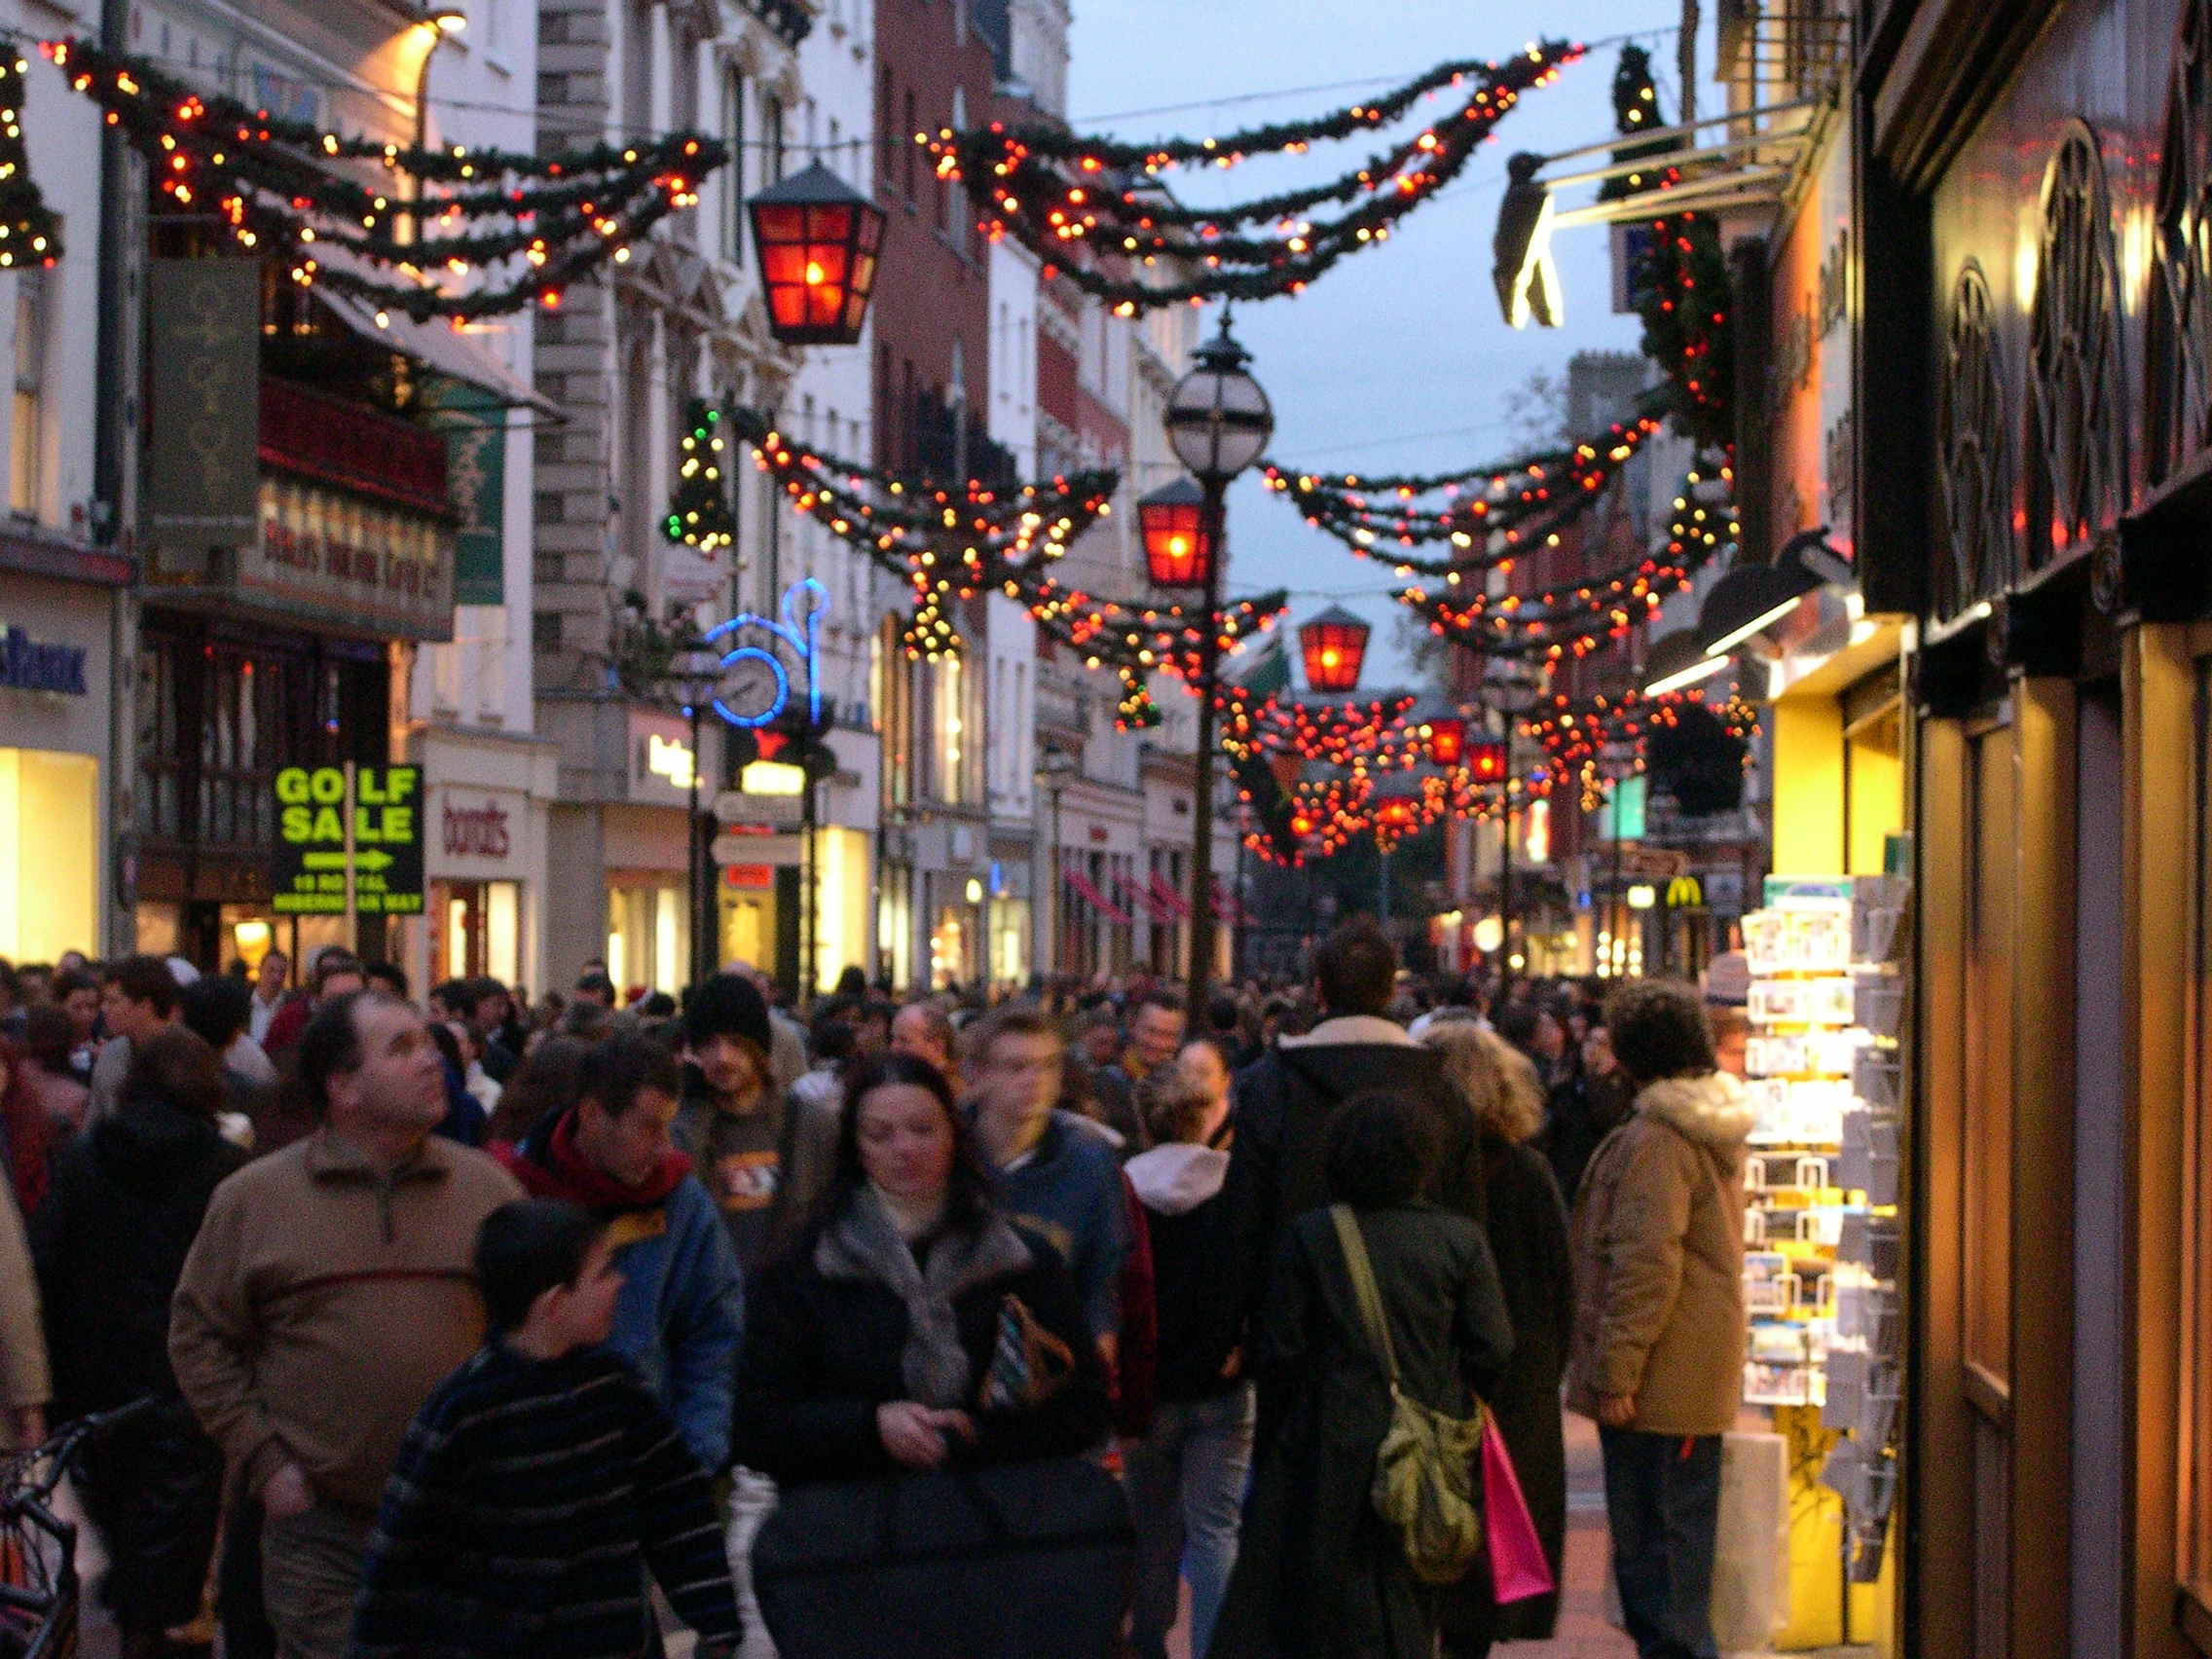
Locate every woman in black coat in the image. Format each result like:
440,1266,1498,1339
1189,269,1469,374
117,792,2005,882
1420,1018,1576,1654
733,1051,1110,1485
1212,1090,1513,1659
31,1026,247,1657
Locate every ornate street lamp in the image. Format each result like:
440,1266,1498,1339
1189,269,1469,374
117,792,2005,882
1137,476,1213,587
1161,312,1272,1025
748,161,887,347
1297,606,1370,694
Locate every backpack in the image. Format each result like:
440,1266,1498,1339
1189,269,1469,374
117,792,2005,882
1328,1204,1488,1586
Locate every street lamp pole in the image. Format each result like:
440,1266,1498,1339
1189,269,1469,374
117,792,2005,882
1498,722,1515,977
1187,474,1227,1025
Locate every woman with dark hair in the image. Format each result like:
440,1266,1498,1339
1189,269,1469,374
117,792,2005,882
18,1007,88,1133
484,1034,597,1147
732,1050,1110,1486
31,1025,247,1658
1213,1089,1513,1659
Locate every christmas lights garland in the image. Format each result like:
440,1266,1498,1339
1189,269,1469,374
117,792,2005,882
1215,687,1420,766
665,400,738,554
1607,46,1733,451
47,38,720,319
1265,407,1667,572
1520,683,1759,809
1399,463,1738,661
927,40,1584,311
0,53,57,266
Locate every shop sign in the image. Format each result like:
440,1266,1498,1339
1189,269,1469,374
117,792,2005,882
271,764,425,916
0,624,87,694
628,711,697,800
238,478,456,642
423,382,505,606
440,797,511,860
1666,875,1705,907
721,864,774,890
147,259,261,552
711,830,804,866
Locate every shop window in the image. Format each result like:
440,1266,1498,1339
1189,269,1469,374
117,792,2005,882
932,655,964,804
10,268,45,518
0,748,95,962
432,880,522,986
1965,726,2015,1397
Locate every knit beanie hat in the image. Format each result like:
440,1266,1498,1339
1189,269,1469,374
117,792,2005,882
685,971,772,1053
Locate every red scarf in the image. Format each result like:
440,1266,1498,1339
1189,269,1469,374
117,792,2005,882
496,1110,689,1213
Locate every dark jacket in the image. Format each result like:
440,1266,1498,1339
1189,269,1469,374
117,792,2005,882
1227,1018,1487,1329
1124,1143,1240,1401
983,1110,1128,1342
351,1345,738,1659
1540,1067,1633,1205
1441,1135,1574,1648
32,1093,247,1631
1213,1201,1512,1659
733,1201,1111,1486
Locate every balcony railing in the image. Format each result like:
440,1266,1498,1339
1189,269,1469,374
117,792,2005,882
258,376,454,520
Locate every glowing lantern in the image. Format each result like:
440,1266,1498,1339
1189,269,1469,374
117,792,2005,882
1425,718,1466,766
1466,739,1507,782
1138,476,1212,588
1298,606,1369,694
747,162,885,347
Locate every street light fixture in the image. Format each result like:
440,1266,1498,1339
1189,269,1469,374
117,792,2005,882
748,161,887,347
411,11,467,158
1643,628,1732,695
1493,152,1562,329
1297,607,1371,694
1037,749,1079,978
1137,476,1213,587
1161,312,1272,1027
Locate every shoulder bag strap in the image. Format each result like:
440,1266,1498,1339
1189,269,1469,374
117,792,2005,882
1329,1203,1400,1385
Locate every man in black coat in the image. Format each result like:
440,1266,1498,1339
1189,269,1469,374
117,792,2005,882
1227,919,1487,1328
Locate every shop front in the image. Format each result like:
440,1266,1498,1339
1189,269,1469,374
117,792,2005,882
415,731,556,1000
0,556,119,965
1859,0,2212,1653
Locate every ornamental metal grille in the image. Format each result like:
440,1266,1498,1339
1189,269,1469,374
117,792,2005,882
2151,0,2212,483
1938,261,2014,618
2026,121,2128,568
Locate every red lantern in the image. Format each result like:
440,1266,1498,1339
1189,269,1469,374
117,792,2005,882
748,162,886,347
1466,739,1506,781
1138,476,1212,587
1375,796,1419,830
1298,606,1369,693
1425,718,1465,766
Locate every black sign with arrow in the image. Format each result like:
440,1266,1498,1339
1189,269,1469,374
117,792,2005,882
271,764,425,916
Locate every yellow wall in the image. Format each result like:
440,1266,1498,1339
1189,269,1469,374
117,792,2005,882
812,826,871,991
1773,698,1846,872
0,748,97,963
1848,734,1903,876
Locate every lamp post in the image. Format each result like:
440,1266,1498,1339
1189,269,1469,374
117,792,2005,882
412,10,466,151
1038,749,1077,981
1483,663,1543,977
1155,313,1272,1027
666,645,725,988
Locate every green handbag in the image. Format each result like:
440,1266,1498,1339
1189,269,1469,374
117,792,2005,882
1329,1204,1488,1586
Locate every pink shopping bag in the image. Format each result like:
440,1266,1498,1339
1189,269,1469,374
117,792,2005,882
1482,1414,1555,1604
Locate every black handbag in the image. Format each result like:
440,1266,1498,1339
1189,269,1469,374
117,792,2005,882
752,1456,1135,1659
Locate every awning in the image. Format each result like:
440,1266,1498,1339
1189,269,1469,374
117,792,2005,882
1064,869,1130,925
1119,873,1176,926
313,289,559,416
1149,873,1193,920
1210,879,1251,926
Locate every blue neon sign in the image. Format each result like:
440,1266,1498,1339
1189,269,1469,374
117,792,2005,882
701,577,828,729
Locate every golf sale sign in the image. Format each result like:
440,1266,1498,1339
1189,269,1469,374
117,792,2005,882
271,764,425,916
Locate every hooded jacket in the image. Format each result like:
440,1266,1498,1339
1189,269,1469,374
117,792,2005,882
497,1113,744,1473
1563,1070,1754,1436
1125,1143,1240,1401
1226,1014,1487,1328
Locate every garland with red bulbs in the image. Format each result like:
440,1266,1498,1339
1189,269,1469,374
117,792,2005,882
1520,682,1759,809
47,38,720,319
1398,461,1737,661
928,40,1584,310
0,53,57,267
1265,407,1667,573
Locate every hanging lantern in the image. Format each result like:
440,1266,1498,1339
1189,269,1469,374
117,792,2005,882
747,161,886,347
1466,739,1507,782
1138,476,1212,588
1298,606,1369,694
1425,717,1466,766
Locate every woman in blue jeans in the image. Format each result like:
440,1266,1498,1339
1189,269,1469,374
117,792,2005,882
1123,1053,1250,1659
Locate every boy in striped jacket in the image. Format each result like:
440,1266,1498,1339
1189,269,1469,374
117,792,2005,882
350,1198,740,1659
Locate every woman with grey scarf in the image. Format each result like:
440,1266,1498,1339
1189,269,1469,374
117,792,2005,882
733,1051,1111,1484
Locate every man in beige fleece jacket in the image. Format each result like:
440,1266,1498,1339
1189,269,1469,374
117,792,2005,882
1564,979,1753,1659
170,990,521,1659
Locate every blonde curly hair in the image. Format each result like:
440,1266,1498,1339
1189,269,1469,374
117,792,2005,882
1419,1014,1545,1145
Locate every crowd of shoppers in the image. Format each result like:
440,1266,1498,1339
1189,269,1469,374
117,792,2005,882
0,929,1752,1659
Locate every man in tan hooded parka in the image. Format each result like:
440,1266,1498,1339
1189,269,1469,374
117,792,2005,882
1564,978,1754,1659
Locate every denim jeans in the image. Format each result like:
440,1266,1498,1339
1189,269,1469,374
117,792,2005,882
1122,1385,1256,1659
724,1466,780,1659
1598,1427,1722,1659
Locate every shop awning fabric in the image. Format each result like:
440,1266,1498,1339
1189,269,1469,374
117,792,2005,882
1150,874,1193,920
1121,874,1177,926
314,288,558,415
1063,869,1130,924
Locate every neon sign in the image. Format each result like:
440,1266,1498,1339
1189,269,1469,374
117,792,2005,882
701,577,828,729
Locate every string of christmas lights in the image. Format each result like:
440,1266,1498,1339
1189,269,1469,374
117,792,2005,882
927,40,1584,311
1215,687,1420,766
1607,46,1733,452
1398,462,1738,661
1265,407,1666,571
665,400,738,554
46,37,719,319
0,53,57,267
1520,683,1759,809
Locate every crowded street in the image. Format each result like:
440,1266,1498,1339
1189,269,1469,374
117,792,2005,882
0,0,2205,1657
